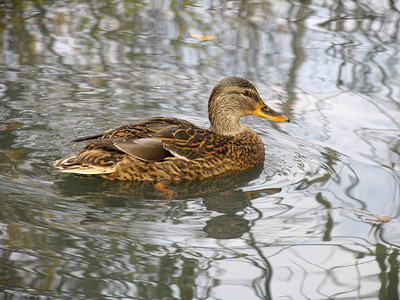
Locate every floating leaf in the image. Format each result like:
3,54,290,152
336,206,391,223
190,33,215,41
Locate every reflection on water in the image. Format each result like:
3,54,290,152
1,0,400,299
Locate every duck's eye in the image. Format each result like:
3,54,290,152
241,90,250,96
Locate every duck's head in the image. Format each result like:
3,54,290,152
208,77,290,136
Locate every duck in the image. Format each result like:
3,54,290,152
53,77,290,181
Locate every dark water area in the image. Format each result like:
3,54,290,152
1,0,400,299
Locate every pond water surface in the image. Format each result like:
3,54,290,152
1,0,400,299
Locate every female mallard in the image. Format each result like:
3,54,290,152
54,77,289,181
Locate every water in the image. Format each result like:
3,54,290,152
1,0,399,299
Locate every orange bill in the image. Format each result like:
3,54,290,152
253,101,290,122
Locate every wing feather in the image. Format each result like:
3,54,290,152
67,117,230,164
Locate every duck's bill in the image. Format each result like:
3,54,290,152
253,102,290,122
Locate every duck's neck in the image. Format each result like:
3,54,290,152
209,110,247,136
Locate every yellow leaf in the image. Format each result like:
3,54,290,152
336,206,391,223
190,33,215,41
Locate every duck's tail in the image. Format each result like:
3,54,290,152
53,156,115,175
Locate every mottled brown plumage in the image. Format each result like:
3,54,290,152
54,77,289,181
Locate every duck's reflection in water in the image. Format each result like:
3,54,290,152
55,164,282,239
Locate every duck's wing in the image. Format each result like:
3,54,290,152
80,137,171,162
71,117,225,162
152,124,227,160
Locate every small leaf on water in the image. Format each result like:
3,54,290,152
335,206,391,223
190,33,215,41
